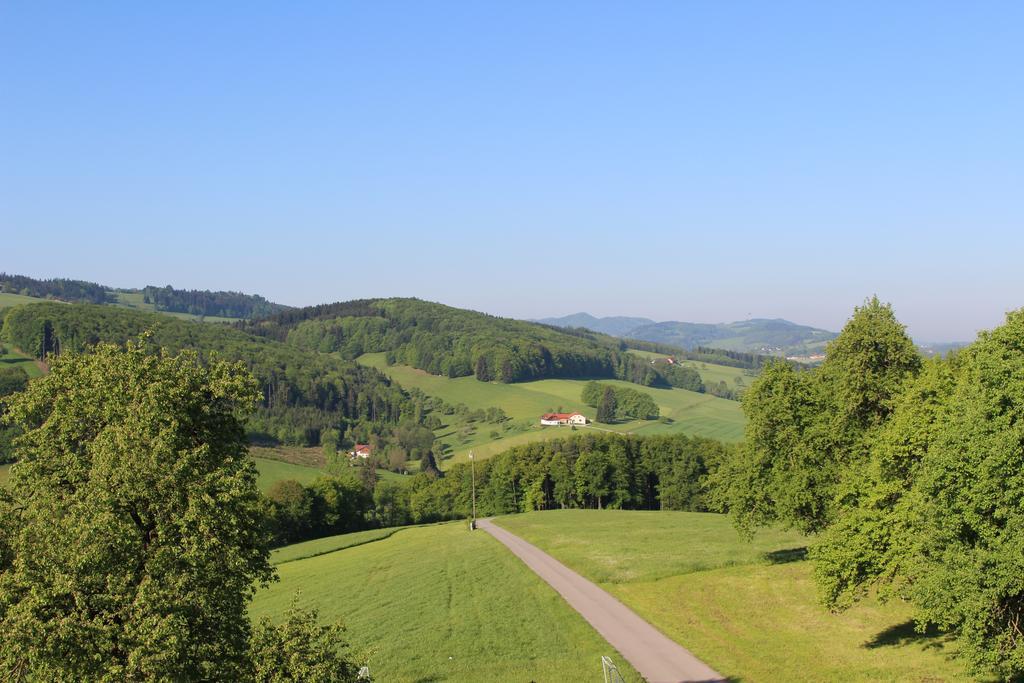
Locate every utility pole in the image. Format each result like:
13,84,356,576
469,451,477,529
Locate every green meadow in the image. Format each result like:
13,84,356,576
250,446,412,493
0,345,44,378
357,352,745,467
627,348,755,390
250,522,643,682
495,510,978,682
270,527,403,565
0,292,51,310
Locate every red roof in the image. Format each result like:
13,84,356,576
352,444,371,453
541,412,582,420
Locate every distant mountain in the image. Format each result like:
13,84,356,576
536,313,838,357
534,313,656,337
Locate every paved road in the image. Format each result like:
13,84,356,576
477,518,724,683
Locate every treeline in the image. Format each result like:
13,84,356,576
581,381,660,421
415,432,732,519
242,297,663,385
261,431,732,548
682,346,777,369
711,297,1024,677
0,272,110,305
141,285,289,319
1,303,420,447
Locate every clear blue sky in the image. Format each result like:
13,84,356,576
2,2,1021,341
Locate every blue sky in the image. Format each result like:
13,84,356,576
2,2,1021,341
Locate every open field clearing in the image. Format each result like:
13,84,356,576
358,353,745,467
253,456,325,491
0,345,44,378
250,446,412,492
250,522,643,682
0,292,50,310
627,349,755,389
495,510,978,682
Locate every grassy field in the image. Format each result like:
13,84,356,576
495,510,977,682
253,456,325,491
250,522,643,682
627,349,755,391
0,345,45,378
251,448,411,492
358,353,745,467
0,292,51,310
270,527,403,565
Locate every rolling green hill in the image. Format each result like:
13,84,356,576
1,303,418,448
495,510,975,682
358,352,745,466
250,522,643,682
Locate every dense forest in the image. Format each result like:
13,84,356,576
0,272,111,304
1,303,420,447
712,297,1024,677
240,297,693,387
141,285,289,319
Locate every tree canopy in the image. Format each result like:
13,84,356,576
713,297,1024,677
0,340,358,681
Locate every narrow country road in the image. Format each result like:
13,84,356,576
477,518,724,683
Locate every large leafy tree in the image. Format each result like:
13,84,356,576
712,297,920,534
0,340,351,681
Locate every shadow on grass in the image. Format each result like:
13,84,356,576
865,620,946,651
762,547,807,564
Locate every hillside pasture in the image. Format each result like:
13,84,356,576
0,345,44,378
357,353,745,467
250,522,643,682
0,292,50,310
495,510,977,682
626,349,755,391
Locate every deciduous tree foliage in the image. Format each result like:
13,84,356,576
716,297,1024,677
0,341,272,679
0,341,358,681
2,303,416,447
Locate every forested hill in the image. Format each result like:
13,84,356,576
0,272,289,320
140,285,289,319
0,272,111,304
1,303,415,446
239,298,675,386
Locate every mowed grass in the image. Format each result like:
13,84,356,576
250,522,643,682
358,353,745,467
270,527,402,565
495,510,977,682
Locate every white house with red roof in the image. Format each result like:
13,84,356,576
349,444,372,459
540,412,588,426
